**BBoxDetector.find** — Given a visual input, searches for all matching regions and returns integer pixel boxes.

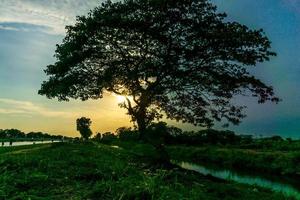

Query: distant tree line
[73,117,299,151]
[91,123,242,146]
[0,129,69,141]
[90,122,299,151]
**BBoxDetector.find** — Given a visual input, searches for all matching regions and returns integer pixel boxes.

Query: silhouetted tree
[167,126,183,137]
[240,135,254,144]
[146,122,171,162]
[116,127,132,135]
[1,129,25,139]
[116,127,139,141]
[101,132,117,144]
[0,129,66,141]
[27,132,44,139]
[39,0,279,162]
[286,138,293,144]
[146,122,169,144]
[76,117,93,140]
[93,133,102,142]
[269,135,284,141]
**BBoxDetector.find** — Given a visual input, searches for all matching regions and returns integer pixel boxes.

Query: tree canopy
[39,0,279,136]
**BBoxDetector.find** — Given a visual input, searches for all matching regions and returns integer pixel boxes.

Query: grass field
[0,142,296,200]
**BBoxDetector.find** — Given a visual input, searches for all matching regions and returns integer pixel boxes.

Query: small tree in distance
[93,133,102,142]
[76,117,93,140]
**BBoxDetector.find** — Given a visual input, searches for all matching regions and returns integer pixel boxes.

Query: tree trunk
[135,114,170,165]
[134,102,172,167]
[137,116,147,140]
[135,104,147,140]
[154,144,171,166]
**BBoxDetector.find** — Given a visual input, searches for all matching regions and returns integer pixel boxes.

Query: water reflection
[179,162,300,199]
[0,140,60,147]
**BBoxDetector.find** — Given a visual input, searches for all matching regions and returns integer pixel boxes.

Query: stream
[178,161,300,199]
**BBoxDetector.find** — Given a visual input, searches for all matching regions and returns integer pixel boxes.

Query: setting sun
[115,95,127,103]
[113,94,134,104]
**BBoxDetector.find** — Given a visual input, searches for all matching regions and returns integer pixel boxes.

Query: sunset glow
[0,0,300,138]
[115,95,127,104]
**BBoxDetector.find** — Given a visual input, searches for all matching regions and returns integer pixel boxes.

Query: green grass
[0,142,296,200]
[167,145,300,176]
[236,140,300,151]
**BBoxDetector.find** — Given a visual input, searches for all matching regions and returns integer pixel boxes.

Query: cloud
[0,108,28,114]
[0,0,102,35]
[0,25,20,32]
[0,22,51,32]
[0,98,74,118]
[0,97,126,120]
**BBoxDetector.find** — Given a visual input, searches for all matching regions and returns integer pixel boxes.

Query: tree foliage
[76,117,93,140]
[116,127,139,141]
[39,0,279,136]
[101,132,117,144]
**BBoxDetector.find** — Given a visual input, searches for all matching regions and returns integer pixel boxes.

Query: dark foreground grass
[0,142,295,200]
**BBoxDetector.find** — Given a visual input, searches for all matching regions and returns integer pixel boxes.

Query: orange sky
[0,94,133,137]
[0,94,196,137]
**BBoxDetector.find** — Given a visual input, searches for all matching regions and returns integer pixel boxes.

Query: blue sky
[0,0,299,138]
[213,0,300,138]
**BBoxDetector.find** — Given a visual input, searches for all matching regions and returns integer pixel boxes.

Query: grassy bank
[0,142,295,200]
[168,145,300,177]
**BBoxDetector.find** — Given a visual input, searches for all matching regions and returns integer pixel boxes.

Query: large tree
[39,0,279,138]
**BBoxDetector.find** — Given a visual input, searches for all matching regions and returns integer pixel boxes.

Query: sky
[0,0,299,138]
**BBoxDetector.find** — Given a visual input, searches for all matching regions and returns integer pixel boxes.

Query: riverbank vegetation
[0,142,295,200]
[93,124,300,178]
[168,145,300,177]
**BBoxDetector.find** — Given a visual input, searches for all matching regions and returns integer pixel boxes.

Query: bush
[101,132,117,144]
[116,127,139,141]
[167,129,241,146]
[145,122,170,145]
[93,133,102,142]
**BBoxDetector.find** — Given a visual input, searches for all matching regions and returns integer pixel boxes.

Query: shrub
[101,132,117,144]
[116,127,139,141]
